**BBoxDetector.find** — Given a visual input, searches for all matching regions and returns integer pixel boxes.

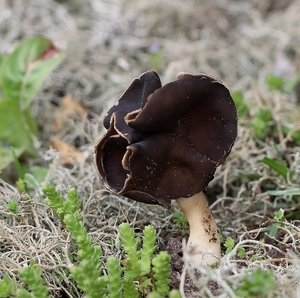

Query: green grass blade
[261,156,293,180]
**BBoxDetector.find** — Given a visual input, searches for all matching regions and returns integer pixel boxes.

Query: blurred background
[1,2,300,296]
[1,0,299,116]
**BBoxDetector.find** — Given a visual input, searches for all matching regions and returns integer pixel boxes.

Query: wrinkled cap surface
[95,70,237,208]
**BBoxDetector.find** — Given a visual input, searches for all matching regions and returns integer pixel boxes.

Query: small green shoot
[0,273,17,297]
[2,186,178,298]
[268,208,286,237]
[6,198,20,213]
[224,237,245,257]
[151,251,172,296]
[235,268,275,298]
[274,208,285,221]
[42,184,180,298]
[16,260,50,298]
[251,108,273,140]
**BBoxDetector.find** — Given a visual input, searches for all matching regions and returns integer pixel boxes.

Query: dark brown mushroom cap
[103,70,162,130]
[95,70,237,208]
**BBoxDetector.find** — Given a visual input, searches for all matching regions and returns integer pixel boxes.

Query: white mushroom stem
[176,192,221,265]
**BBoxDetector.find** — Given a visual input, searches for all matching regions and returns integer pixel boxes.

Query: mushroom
[94,70,237,265]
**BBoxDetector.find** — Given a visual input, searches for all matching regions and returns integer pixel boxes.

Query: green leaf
[274,208,285,221]
[267,188,300,196]
[268,223,278,238]
[237,247,246,258]
[0,36,65,110]
[0,149,23,174]
[0,37,63,170]
[0,146,24,172]
[0,99,34,147]
[11,147,26,180]
[23,106,38,136]
[0,99,37,170]
[26,166,49,184]
[224,237,234,249]
[261,156,293,180]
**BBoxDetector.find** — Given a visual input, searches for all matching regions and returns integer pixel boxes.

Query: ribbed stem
[176,192,221,265]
